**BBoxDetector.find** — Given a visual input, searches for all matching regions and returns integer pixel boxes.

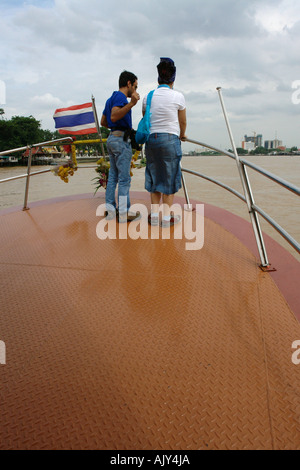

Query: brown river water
[0,155,299,261]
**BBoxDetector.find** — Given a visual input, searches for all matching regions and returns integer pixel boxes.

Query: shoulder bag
[135,90,155,144]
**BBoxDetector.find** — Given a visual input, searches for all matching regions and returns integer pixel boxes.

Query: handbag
[124,128,142,151]
[135,90,155,144]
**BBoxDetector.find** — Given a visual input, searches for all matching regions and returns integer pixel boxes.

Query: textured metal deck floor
[0,193,299,450]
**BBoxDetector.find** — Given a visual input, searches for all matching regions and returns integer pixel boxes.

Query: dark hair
[119,70,138,88]
[157,60,176,84]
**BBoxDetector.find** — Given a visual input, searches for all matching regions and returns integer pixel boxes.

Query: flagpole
[92,95,106,157]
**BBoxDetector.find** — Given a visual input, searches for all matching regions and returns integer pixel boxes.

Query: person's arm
[178,108,187,141]
[111,91,140,123]
[100,114,109,128]
[142,96,147,117]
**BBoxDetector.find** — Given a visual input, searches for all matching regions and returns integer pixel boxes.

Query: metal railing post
[216,87,270,268]
[23,146,32,211]
[180,162,193,211]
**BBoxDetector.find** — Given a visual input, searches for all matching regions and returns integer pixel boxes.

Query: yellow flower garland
[56,164,77,183]
[71,144,77,166]
[52,143,78,183]
[93,150,142,194]
[130,150,140,176]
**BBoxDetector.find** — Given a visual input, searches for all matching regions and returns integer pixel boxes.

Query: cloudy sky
[1,0,300,150]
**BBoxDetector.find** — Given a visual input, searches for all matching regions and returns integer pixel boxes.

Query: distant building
[244,134,263,148]
[0,155,18,166]
[264,139,283,149]
[242,141,255,151]
[264,140,271,149]
[274,139,283,148]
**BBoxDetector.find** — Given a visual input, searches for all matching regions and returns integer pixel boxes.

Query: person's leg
[105,135,119,212]
[115,140,132,215]
[162,193,174,216]
[160,135,182,227]
[114,139,141,223]
[151,191,161,213]
[148,191,161,226]
[161,192,181,227]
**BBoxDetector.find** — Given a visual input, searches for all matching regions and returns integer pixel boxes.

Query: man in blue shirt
[101,70,141,222]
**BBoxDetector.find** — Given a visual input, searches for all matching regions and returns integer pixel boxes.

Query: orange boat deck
[0,192,299,450]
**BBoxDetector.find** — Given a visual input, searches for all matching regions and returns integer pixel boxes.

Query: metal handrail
[239,158,300,196]
[0,165,101,185]
[0,137,73,210]
[252,204,300,254]
[0,169,52,183]
[0,137,73,157]
[183,138,300,256]
[186,139,299,196]
[181,168,246,202]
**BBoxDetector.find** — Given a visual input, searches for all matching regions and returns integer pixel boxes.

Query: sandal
[148,214,159,226]
[160,215,181,227]
[118,211,141,223]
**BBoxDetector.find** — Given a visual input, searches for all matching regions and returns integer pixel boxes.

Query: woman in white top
[143,58,187,227]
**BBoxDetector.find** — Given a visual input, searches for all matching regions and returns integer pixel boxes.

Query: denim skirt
[145,133,182,195]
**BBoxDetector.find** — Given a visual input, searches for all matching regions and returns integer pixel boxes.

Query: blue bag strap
[146,85,169,108]
[146,90,155,108]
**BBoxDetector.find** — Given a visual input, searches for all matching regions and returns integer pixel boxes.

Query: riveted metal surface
[0,195,299,450]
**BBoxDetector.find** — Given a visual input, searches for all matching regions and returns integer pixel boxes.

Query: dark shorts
[145,133,182,195]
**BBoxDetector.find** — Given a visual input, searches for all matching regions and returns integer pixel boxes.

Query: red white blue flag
[53,102,97,135]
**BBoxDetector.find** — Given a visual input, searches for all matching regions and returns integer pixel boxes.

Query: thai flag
[53,102,97,135]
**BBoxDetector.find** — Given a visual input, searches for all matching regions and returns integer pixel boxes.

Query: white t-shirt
[142,86,186,136]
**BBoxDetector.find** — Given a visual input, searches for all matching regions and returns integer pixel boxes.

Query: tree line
[234,146,299,155]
